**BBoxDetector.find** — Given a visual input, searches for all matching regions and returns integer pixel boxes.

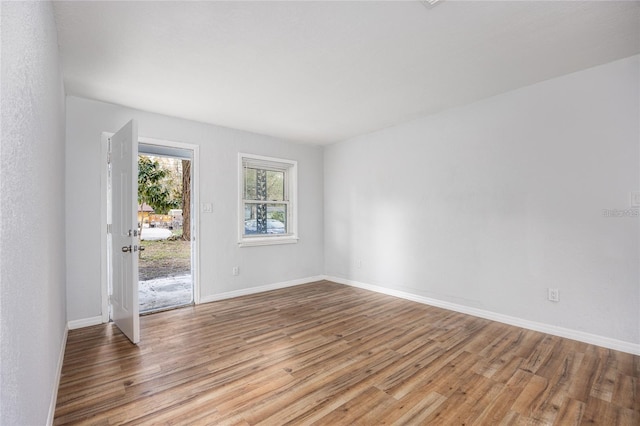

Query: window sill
[238,235,299,248]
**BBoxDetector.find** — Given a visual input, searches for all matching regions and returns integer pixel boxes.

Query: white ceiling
[53,1,640,145]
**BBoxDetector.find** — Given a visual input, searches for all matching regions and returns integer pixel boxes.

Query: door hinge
[107,223,112,234]
[107,138,112,164]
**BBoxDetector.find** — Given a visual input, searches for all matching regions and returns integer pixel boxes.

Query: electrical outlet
[232,266,239,276]
[201,203,213,213]
[548,288,559,302]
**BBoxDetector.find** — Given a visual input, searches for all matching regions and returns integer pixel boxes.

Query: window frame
[238,153,298,247]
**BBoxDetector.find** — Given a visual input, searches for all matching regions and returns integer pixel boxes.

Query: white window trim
[238,153,298,247]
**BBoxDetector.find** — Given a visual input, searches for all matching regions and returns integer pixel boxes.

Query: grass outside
[139,239,191,280]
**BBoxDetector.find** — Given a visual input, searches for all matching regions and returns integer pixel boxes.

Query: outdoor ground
[139,239,191,280]
[139,239,192,312]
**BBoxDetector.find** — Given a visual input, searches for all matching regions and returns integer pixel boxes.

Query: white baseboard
[47,325,68,426]
[65,275,638,355]
[200,275,326,304]
[67,315,103,330]
[326,275,640,356]
[67,276,327,329]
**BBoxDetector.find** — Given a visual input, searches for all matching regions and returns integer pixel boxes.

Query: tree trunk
[181,160,191,241]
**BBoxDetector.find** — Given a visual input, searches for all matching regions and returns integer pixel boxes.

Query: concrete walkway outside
[139,274,192,313]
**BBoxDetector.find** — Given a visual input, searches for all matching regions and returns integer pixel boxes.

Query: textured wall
[65,97,324,322]
[0,1,67,424]
[325,55,640,347]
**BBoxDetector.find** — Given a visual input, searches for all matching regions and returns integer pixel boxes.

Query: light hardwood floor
[55,281,639,425]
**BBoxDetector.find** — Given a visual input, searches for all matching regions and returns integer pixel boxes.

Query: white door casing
[109,120,140,344]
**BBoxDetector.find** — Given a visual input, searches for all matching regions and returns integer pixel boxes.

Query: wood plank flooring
[55,281,640,425]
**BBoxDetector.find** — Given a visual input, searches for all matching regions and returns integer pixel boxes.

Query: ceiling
[53,1,640,145]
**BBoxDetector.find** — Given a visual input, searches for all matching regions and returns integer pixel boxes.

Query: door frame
[100,134,201,323]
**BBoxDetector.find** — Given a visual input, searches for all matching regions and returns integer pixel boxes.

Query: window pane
[266,170,284,201]
[244,167,285,201]
[244,167,257,200]
[243,203,287,235]
[268,204,287,232]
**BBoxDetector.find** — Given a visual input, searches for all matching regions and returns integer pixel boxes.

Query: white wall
[65,96,324,322]
[325,55,640,348]
[0,1,68,424]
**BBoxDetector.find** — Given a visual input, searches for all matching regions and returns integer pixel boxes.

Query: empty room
[1,1,639,425]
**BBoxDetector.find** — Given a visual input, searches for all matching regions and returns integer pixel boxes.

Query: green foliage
[270,210,285,223]
[138,156,180,215]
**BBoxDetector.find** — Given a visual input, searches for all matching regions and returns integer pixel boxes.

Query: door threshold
[140,302,195,316]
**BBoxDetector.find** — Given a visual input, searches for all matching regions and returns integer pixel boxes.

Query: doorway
[138,147,193,313]
[101,134,200,325]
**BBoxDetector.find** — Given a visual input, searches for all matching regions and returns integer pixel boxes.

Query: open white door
[109,120,140,344]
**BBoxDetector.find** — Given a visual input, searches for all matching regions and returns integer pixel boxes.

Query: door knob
[139,246,145,251]
[121,245,132,253]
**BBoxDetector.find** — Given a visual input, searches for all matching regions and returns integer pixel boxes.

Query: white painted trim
[47,325,68,426]
[192,145,201,305]
[138,136,199,155]
[326,276,640,356]
[100,133,110,324]
[238,236,299,248]
[68,316,103,330]
[200,276,325,304]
